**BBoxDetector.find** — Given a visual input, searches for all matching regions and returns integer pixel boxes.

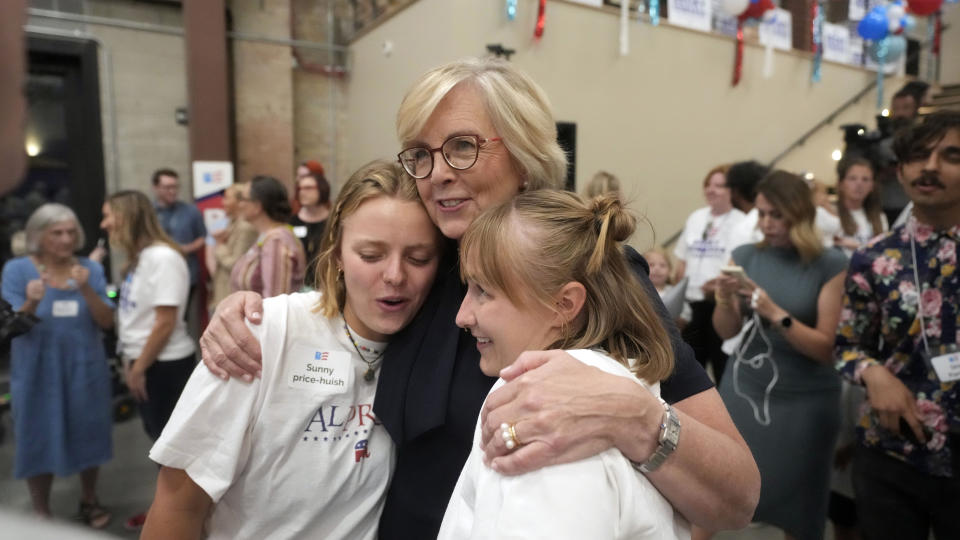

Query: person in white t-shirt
[100,190,198,530]
[673,165,744,384]
[834,157,888,257]
[442,190,689,539]
[141,160,443,540]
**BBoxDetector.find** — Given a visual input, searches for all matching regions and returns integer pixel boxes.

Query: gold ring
[500,422,521,450]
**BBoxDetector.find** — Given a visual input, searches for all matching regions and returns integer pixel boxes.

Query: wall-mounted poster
[849,0,868,21]
[668,0,712,32]
[758,8,792,51]
[823,22,851,63]
[849,36,865,66]
[192,160,233,200]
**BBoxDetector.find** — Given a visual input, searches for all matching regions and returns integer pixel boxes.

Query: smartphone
[721,265,747,281]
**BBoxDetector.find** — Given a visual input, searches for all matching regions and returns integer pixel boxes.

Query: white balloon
[719,0,749,16]
[888,5,905,20]
[888,18,901,32]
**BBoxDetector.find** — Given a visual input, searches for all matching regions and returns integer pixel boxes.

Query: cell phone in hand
[720,265,747,281]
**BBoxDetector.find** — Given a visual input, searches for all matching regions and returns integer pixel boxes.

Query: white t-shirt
[815,207,842,248]
[438,349,690,540]
[117,243,195,361]
[150,292,394,540]
[839,208,889,256]
[673,207,745,302]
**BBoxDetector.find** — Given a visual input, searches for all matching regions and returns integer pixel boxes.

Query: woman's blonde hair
[312,159,443,317]
[396,57,567,192]
[105,190,181,274]
[460,190,674,383]
[643,246,677,286]
[24,203,85,255]
[583,171,621,199]
[756,171,824,262]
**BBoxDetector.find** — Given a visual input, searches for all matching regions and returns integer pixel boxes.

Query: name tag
[292,226,308,239]
[931,352,960,383]
[52,300,79,317]
[285,345,352,394]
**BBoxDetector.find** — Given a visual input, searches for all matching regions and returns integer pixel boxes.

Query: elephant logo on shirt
[354,439,370,462]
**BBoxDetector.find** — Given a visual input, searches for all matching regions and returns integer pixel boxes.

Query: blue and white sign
[192,160,234,200]
[849,0,868,21]
[823,22,851,63]
[849,36,865,66]
[668,0,712,32]
[758,8,792,51]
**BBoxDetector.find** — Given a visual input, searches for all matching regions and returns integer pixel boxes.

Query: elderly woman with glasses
[2,203,115,528]
[200,57,760,538]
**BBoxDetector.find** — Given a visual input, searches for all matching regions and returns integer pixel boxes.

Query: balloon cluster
[856,0,932,63]
[720,0,775,86]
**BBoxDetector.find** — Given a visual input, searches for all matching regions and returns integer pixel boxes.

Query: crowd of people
[1,57,958,540]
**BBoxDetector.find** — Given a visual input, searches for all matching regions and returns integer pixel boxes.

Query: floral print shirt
[835,217,960,477]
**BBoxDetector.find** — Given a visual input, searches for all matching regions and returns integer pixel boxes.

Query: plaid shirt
[835,217,960,477]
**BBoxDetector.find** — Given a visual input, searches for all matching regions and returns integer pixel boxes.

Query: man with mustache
[835,111,960,540]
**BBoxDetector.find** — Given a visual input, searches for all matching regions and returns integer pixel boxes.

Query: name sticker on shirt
[51,300,79,317]
[931,352,960,383]
[292,225,308,239]
[285,345,352,394]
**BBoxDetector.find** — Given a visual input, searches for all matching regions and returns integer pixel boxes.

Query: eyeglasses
[397,135,502,179]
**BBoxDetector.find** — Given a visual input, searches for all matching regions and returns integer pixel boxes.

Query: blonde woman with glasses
[200,57,759,538]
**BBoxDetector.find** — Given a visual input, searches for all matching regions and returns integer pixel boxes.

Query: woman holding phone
[712,171,847,540]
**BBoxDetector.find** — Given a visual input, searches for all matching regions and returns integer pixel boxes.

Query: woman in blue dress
[2,203,116,528]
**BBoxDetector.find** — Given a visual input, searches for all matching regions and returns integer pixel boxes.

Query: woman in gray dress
[712,171,847,540]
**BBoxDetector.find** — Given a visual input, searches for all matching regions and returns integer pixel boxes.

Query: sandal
[77,499,112,529]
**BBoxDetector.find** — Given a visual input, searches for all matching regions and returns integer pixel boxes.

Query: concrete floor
[0,415,155,539]
[0,410,831,540]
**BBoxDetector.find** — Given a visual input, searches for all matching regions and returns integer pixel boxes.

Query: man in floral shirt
[835,111,960,539]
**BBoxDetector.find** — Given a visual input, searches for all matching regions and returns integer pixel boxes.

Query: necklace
[343,322,384,383]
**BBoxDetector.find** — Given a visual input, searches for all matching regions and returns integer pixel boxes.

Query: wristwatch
[634,398,681,474]
[778,315,793,330]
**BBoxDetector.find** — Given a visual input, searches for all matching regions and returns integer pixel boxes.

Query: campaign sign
[192,160,234,200]
[849,0,867,21]
[668,0,712,32]
[823,22,851,63]
[849,36,865,66]
[758,8,792,51]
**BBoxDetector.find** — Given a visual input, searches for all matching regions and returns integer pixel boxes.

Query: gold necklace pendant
[364,368,376,382]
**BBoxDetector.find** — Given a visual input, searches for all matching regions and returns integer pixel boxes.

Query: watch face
[781,316,792,328]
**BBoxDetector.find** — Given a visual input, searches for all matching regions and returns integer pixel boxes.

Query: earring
[521,180,529,191]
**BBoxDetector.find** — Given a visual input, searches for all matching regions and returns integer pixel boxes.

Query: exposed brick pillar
[183,0,232,176]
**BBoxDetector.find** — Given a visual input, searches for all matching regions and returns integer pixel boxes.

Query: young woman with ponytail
[441,190,688,539]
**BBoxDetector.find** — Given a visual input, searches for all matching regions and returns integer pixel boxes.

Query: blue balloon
[902,15,916,32]
[869,35,907,64]
[858,6,889,41]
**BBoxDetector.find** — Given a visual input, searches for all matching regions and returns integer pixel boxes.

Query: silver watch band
[635,400,681,474]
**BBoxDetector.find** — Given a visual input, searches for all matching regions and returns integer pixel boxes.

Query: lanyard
[908,218,933,356]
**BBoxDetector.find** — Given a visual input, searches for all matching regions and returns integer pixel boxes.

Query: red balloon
[738,0,775,22]
[907,0,943,16]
